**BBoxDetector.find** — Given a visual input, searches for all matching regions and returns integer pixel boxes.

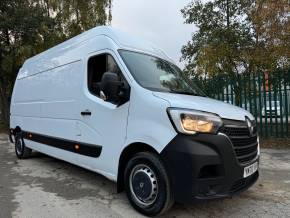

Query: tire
[14,131,32,159]
[124,152,174,216]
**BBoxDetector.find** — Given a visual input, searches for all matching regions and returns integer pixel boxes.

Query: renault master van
[10,26,259,216]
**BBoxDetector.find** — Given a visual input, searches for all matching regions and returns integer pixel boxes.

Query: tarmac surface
[0,133,290,218]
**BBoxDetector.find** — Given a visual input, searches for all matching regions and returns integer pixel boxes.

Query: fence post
[238,74,242,107]
[226,76,229,103]
[243,74,247,110]
[269,73,274,136]
[221,76,225,102]
[273,74,278,138]
[248,73,253,114]
[257,72,263,136]
[283,71,289,137]
[253,73,258,125]
[278,73,284,137]
[262,73,268,137]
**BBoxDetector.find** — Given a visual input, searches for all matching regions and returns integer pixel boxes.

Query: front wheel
[15,132,32,159]
[124,152,174,216]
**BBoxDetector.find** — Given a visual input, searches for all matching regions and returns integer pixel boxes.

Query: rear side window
[87,53,122,98]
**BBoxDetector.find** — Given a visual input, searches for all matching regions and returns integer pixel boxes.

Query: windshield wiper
[169,91,199,96]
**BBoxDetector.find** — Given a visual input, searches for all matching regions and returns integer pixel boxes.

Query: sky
[111,0,197,68]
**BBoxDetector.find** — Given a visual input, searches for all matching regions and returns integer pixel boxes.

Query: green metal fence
[192,70,290,138]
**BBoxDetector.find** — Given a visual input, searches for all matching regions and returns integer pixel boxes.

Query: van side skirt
[10,129,102,158]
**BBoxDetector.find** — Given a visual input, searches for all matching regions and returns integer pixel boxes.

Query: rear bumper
[160,133,259,204]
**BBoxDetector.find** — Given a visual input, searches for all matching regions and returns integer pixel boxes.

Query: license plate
[243,162,258,178]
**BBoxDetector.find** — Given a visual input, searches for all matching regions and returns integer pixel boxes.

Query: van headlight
[167,108,223,134]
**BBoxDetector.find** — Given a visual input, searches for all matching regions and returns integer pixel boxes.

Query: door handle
[81,110,92,116]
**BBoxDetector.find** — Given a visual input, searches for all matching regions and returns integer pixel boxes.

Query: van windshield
[119,50,205,96]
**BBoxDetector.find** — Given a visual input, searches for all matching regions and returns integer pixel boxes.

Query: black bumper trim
[10,129,102,158]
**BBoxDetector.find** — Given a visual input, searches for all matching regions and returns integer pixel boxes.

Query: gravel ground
[0,133,290,218]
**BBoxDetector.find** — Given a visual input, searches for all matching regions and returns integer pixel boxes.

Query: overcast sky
[111,0,197,68]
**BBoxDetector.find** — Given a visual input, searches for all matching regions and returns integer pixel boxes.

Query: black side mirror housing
[100,72,122,103]
[118,84,130,104]
[100,71,130,105]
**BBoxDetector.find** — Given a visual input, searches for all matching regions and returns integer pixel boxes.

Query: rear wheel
[15,131,31,159]
[124,152,174,216]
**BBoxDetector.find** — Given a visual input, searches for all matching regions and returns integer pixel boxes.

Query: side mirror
[100,72,122,103]
[118,84,130,104]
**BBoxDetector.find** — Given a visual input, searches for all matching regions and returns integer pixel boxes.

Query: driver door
[77,51,130,174]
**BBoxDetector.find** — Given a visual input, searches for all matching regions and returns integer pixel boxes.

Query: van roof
[19,26,173,78]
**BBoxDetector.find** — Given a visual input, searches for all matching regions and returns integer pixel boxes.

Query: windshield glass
[119,50,205,96]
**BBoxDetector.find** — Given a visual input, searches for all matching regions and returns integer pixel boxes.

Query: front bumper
[160,133,259,204]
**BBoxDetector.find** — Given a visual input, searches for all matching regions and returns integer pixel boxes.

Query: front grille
[222,119,258,164]
[222,126,251,137]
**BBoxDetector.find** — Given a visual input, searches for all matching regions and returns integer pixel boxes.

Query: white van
[10,26,259,216]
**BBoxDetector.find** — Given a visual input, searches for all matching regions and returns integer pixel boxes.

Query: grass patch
[260,137,290,149]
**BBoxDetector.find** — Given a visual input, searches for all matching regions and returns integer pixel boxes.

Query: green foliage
[181,0,290,78]
[45,0,112,36]
[0,0,112,125]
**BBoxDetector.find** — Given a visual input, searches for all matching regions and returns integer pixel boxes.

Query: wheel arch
[117,142,158,193]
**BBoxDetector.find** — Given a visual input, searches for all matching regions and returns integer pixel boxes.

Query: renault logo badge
[245,117,254,136]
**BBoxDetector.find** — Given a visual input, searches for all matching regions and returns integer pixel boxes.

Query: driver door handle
[81,110,91,116]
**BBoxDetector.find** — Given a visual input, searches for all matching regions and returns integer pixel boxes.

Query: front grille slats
[222,119,258,164]
[222,127,249,136]
[230,136,258,146]
[238,153,258,164]
[236,150,258,159]
[230,135,252,139]
[234,142,258,150]
[235,147,257,157]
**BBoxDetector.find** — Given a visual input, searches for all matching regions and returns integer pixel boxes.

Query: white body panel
[10,26,255,182]
[153,92,255,121]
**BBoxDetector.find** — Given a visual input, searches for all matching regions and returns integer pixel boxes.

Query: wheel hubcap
[129,164,158,207]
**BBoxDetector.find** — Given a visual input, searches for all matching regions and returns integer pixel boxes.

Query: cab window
[87,53,122,102]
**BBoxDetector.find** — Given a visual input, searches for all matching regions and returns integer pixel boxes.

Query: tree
[181,0,290,77]
[181,0,253,78]
[247,0,290,71]
[0,0,112,125]
[0,0,53,124]
[42,0,112,37]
